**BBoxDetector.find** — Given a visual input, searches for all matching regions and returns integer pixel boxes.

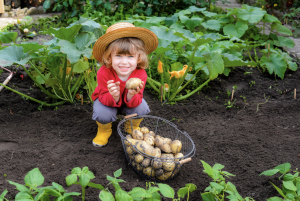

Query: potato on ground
[170,140,182,154]
[126,78,142,90]
[143,167,155,177]
[141,158,151,167]
[140,127,149,134]
[156,171,172,181]
[144,134,155,146]
[135,154,144,163]
[155,137,172,153]
[132,129,143,140]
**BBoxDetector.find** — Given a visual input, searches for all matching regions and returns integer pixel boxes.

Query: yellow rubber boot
[124,118,143,134]
[93,122,112,147]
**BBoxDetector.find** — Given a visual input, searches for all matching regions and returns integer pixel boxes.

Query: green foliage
[260,163,300,201]
[7,168,81,200]
[200,160,255,201]
[0,190,8,201]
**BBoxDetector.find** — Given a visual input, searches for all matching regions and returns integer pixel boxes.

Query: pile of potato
[124,126,184,181]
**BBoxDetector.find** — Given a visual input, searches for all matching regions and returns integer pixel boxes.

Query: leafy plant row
[1,162,299,201]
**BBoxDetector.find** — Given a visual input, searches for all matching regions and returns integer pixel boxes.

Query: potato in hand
[126,78,142,90]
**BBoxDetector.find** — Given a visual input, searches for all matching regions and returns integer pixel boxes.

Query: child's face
[111,52,138,79]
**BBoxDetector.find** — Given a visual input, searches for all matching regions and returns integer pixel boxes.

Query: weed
[240,95,247,103]
[224,99,236,109]
[227,89,231,97]
[249,81,256,87]
[232,85,238,90]
[256,94,270,113]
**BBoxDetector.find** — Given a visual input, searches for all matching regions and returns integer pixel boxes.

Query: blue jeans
[92,98,150,124]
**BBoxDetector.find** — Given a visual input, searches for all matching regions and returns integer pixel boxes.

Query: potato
[136,141,155,156]
[141,158,151,167]
[155,137,172,153]
[135,154,144,163]
[144,134,155,146]
[155,169,164,176]
[140,127,149,134]
[127,138,141,146]
[170,140,182,154]
[143,167,155,177]
[164,138,172,145]
[148,131,156,138]
[124,135,133,147]
[126,146,134,155]
[132,129,143,140]
[161,154,175,172]
[131,161,136,167]
[129,154,135,160]
[151,147,161,158]
[126,78,142,90]
[156,171,172,181]
[151,159,163,169]
[136,163,143,171]
[174,153,184,162]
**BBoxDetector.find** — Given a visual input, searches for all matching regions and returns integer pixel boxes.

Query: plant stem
[147,78,160,94]
[173,79,210,101]
[0,83,66,106]
[246,43,255,63]
[28,60,48,82]
[82,187,85,201]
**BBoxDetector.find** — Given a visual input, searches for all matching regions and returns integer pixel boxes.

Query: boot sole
[92,141,108,147]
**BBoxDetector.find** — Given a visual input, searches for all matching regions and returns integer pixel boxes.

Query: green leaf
[283,181,297,191]
[204,52,224,80]
[164,15,178,26]
[263,14,280,23]
[201,11,217,18]
[43,0,51,11]
[212,164,224,171]
[24,168,44,188]
[87,171,95,180]
[69,0,73,5]
[52,182,65,193]
[260,54,287,79]
[177,187,188,198]
[0,189,8,200]
[287,61,297,71]
[270,182,285,197]
[71,167,81,174]
[267,197,284,201]
[146,16,165,25]
[149,26,183,43]
[0,46,32,66]
[271,23,292,36]
[75,32,97,51]
[274,163,291,174]
[79,174,90,188]
[202,20,221,31]
[15,43,44,53]
[179,15,203,31]
[145,7,152,16]
[223,21,248,38]
[259,169,280,176]
[157,183,174,198]
[210,182,224,192]
[58,40,92,64]
[0,32,18,43]
[115,189,133,201]
[34,189,47,201]
[283,173,295,181]
[48,24,82,41]
[87,182,104,190]
[188,6,206,13]
[201,160,214,178]
[66,174,77,186]
[15,192,34,201]
[201,192,215,201]
[222,53,256,67]
[114,168,122,178]
[273,36,294,48]
[99,190,115,201]
[82,167,89,174]
[237,4,266,23]
[7,181,29,192]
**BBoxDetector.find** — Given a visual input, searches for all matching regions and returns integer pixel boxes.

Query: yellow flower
[66,67,72,75]
[17,19,21,24]
[168,65,190,79]
[262,6,264,8]
[274,4,277,7]
[164,83,169,92]
[84,56,88,61]
[157,60,163,74]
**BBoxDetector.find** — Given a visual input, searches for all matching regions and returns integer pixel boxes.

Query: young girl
[91,22,158,147]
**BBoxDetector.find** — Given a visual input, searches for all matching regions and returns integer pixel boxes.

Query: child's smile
[111,52,138,80]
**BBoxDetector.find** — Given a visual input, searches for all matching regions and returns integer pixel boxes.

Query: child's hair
[102,37,148,69]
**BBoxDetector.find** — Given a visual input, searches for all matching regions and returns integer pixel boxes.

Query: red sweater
[91,66,147,108]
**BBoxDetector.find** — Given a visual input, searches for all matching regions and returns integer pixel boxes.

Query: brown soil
[0,36,300,201]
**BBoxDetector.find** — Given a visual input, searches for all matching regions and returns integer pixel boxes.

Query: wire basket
[117,113,196,182]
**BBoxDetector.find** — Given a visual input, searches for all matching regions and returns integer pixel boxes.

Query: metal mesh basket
[117,114,196,182]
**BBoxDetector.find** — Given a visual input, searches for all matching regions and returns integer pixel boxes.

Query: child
[91,22,158,147]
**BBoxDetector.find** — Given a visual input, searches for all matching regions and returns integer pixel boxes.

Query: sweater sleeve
[124,69,147,108]
[96,67,122,107]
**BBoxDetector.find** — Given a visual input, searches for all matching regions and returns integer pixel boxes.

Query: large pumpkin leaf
[0,46,33,66]
[179,15,203,31]
[75,32,97,51]
[48,24,82,41]
[149,26,183,42]
[202,20,221,31]
[0,32,18,44]
[222,53,256,67]
[201,11,217,18]
[173,28,196,43]
[204,52,224,80]
[260,54,287,79]
[236,4,266,23]
[58,40,92,64]
[73,59,89,73]
[164,15,178,26]
[273,36,294,48]
[15,42,44,53]
[187,6,206,13]
[271,23,292,36]
[223,21,248,38]
[263,14,280,23]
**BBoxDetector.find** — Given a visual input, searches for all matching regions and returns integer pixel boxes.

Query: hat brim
[93,27,158,62]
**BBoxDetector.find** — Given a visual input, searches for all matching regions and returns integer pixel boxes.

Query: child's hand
[107,80,120,103]
[127,81,144,101]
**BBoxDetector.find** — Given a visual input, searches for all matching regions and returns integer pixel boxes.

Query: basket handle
[179,158,192,165]
[125,113,138,119]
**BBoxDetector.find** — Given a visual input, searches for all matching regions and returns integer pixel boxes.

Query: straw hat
[93,22,158,62]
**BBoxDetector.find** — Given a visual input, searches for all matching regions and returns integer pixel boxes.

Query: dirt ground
[0,35,300,200]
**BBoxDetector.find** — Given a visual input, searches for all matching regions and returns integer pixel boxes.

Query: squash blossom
[168,65,191,79]
[84,56,88,61]
[164,83,169,92]
[274,4,277,6]
[157,60,163,74]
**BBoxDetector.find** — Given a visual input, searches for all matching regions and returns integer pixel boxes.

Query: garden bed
[0,34,300,200]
